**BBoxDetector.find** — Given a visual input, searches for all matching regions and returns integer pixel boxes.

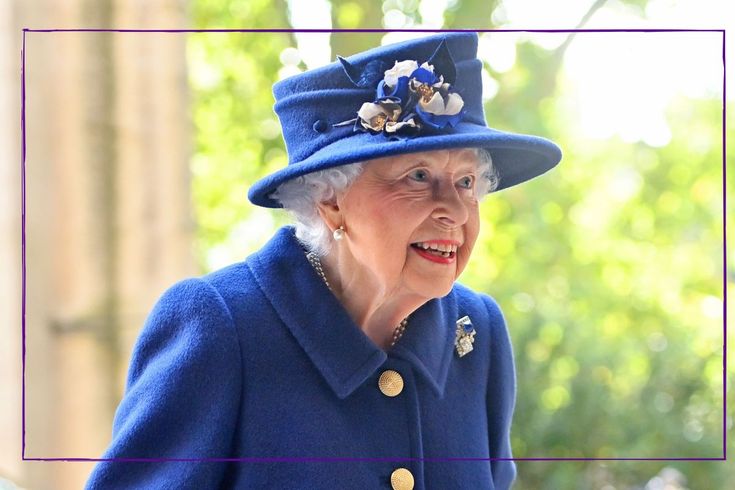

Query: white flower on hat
[383,60,419,87]
[419,91,464,116]
[385,117,418,133]
[357,101,403,132]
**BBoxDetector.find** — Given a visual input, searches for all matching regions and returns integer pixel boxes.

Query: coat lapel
[247,226,386,399]
[391,292,457,397]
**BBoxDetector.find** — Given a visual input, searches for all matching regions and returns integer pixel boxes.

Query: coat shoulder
[202,259,259,295]
[201,259,264,310]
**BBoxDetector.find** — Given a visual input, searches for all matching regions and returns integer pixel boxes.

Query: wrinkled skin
[317,148,481,349]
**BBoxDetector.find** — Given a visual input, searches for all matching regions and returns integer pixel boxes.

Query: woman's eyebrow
[390,160,426,174]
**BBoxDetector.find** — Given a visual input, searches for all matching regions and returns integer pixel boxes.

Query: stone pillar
[7,1,193,489]
[0,0,23,487]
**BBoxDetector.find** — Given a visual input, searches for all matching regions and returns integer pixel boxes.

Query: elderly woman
[86,32,560,490]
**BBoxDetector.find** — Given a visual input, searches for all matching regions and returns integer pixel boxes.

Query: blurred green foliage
[190,0,732,488]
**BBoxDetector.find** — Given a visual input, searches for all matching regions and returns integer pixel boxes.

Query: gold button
[378,370,404,397]
[390,467,414,490]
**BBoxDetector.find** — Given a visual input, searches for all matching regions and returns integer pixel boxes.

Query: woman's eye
[409,169,429,182]
[458,176,474,189]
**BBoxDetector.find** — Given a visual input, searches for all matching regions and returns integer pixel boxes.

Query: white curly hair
[269,147,500,257]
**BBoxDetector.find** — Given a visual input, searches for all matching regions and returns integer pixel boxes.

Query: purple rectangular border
[20,27,727,463]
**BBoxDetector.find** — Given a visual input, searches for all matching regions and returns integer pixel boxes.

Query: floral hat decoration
[248,32,562,208]
[338,44,466,136]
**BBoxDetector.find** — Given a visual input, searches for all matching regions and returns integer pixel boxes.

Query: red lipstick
[410,245,456,264]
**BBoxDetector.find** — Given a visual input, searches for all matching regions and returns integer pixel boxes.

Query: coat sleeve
[85,278,242,490]
[482,294,518,489]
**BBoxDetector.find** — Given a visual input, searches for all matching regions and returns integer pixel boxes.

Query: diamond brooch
[455,315,476,357]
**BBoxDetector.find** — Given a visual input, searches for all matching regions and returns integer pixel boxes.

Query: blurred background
[2,0,733,489]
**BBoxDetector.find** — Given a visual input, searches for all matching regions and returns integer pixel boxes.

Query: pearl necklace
[305,251,408,348]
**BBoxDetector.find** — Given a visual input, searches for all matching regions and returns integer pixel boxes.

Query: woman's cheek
[457,223,479,274]
[455,246,470,277]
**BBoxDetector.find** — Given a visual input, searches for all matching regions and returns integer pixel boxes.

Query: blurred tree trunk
[331,0,385,60]
[13,1,194,489]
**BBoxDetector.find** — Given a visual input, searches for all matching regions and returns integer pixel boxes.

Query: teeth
[414,242,458,253]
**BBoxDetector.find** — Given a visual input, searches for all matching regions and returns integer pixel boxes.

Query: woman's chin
[407,275,455,299]
[408,249,458,285]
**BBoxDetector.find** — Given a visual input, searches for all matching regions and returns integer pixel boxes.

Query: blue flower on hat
[376,60,414,100]
[337,41,466,137]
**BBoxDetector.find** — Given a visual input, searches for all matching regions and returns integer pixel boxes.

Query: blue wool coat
[85,226,517,489]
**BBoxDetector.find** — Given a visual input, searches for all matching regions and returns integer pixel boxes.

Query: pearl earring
[333,225,345,241]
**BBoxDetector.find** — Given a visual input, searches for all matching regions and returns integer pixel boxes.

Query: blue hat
[248,31,562,208]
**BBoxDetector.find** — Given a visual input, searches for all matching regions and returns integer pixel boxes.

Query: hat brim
[248,122,562,208]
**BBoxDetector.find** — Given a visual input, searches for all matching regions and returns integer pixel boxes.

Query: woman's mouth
[410,242,457,264]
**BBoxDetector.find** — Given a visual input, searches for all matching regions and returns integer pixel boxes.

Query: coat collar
[247,226,457,399]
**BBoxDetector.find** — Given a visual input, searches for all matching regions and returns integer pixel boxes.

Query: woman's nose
[430,178,469,226]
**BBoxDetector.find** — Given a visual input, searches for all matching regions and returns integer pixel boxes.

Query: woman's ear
[316,198,342,232]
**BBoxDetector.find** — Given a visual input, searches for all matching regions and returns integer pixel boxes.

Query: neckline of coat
[246,225,457,399]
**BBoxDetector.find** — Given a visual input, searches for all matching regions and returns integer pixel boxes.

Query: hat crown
[272,32,486,165]
[273,32,479,99]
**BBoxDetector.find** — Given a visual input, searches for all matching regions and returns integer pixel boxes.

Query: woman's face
[332,148,482,300]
